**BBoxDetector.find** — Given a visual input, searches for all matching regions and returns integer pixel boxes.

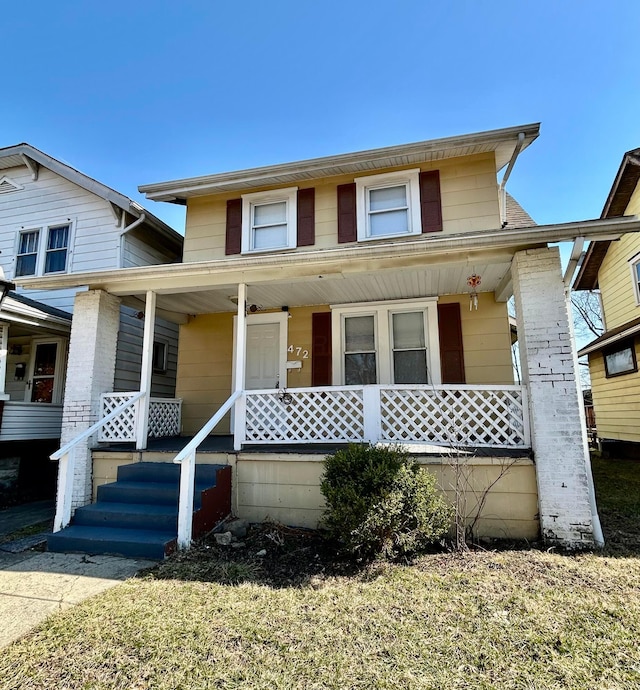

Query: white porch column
[60,289,121,509]
[0,323,9,400]
[136,290,156,450]
[233,283,247,451]
[512,247,596,547]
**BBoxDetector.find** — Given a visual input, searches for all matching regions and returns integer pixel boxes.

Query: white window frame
[13,220,74,278]
[355,169,421,242]
[25,336,68,404]
[330,298,441,385]
[629,252,640,305]
[241,187,297,254]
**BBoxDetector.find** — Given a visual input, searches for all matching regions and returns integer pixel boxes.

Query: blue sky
[3,0,640,243]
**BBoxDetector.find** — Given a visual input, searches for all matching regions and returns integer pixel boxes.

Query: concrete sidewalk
[0,550,155,648]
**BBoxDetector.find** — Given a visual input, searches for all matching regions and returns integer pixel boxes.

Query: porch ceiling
[122,259,514,316]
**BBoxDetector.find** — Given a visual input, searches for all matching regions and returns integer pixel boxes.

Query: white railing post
[234,394,246,451]
[177,450,196,549]
[520,385,531,447]
[53,447,76,532]
[362,386,381,444]
[172,389,241,550]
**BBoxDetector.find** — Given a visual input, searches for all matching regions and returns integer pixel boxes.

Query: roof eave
[139,123,541,203]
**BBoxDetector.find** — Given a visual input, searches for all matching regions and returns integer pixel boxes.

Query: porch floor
[96,436,532,458]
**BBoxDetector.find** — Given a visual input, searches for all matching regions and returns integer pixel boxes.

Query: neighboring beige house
[574,147,640,457]
[19,123,640,554]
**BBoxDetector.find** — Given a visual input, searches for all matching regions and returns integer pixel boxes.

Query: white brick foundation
[60,290,121,510]
[512,247,596,547]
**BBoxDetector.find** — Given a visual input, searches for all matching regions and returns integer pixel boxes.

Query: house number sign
[287,345,309,359]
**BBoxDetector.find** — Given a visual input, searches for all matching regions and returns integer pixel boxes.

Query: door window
[31,343,58,403]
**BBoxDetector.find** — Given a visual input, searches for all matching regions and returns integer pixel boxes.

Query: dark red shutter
[312,312,332,386]
[337,182,357,243]
[437,302,465,383]
[225,198,242,255]
[297,188,315,247]
[419,170,443,233]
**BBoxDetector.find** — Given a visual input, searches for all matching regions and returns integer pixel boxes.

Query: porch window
[242,187,297,253]
[332,298,441,386]
[344,315,377,385]
[355,169,421,241]
[391,311,428,384]
[16,230,40,277]
[44,224,70,274]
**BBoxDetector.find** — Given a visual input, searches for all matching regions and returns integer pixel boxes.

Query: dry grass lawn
[0,455,638,690]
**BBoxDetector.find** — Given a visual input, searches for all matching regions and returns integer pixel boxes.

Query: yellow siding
[235,454,538,539]
[439,293,514,384]
[183,153,500,262]
[598,180,640,329]
[589,337,640,443]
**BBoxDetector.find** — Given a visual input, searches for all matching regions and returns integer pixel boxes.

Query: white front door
[246,322,281,390]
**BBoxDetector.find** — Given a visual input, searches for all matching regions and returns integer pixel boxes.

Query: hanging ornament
[467,273,482,311]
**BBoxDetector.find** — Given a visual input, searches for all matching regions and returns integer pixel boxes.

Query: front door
[246,322,281,390]
[26,338,67,403]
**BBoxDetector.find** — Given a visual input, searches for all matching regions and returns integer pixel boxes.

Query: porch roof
[139,123,540,202]
[14,216,640,321]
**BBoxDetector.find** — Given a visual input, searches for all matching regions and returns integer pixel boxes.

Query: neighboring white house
[0,144,183,500]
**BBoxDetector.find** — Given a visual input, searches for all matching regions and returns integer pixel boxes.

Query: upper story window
[15,223,71,277]
[16,230,40,277]
[241,188,297,254]
[631,254,640,304]
[355,169,421,242]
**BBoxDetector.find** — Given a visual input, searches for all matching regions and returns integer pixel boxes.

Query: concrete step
[47,525,177,560]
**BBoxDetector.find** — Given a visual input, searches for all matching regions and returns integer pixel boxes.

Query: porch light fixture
[467,273,481,311]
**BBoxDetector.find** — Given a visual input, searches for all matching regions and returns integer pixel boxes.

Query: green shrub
[320,444,453,560]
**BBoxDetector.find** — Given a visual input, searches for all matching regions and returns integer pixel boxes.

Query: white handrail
[51,391,145,461]
[174,390,242,549]
[52,391,145,532]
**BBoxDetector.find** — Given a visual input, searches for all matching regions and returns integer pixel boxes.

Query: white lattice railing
[242,384,530,448]
[98,393,182,442]
[149,398,183,438]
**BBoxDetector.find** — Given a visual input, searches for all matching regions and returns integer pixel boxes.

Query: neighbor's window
[44,224,70,273]
[152,340,168,374]
[241,188,297,253]
[604,340,637,378]
[355,169,421,241]
[344,314,377,385]
[632,257,640,304]
[16,230,40,277]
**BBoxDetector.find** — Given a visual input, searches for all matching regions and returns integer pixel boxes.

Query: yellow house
[18,124,640,558]
[574,148,640,456]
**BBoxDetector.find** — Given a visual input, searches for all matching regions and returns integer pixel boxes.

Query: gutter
[15,216,640,293]
[499,132,526,227]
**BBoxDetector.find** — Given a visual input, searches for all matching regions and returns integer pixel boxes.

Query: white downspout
[499,132,526,227]
[563,238,605,547]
